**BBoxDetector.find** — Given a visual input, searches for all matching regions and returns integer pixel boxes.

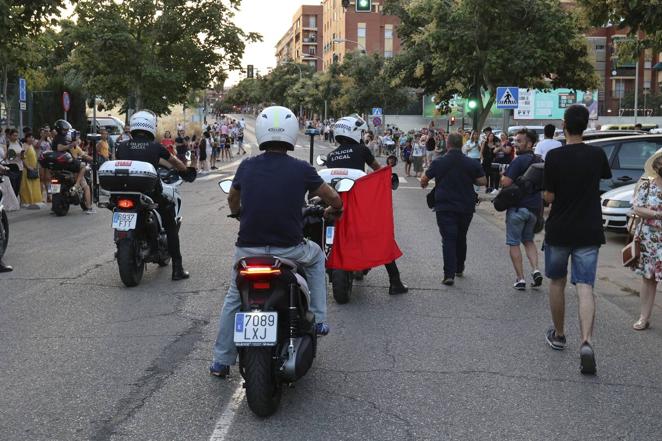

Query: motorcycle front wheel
[51,193,70,216]
[117,239,145,287]
[331,270,353,304]
[242,347,282,417]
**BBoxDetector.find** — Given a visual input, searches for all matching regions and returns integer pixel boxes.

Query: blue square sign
[496,87,518,109]
[18,77,27,103]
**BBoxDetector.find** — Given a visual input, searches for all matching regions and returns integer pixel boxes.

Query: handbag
[27,167,39,180]
[622,180,651,268]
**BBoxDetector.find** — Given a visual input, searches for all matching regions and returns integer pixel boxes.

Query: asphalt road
[2,118,661,441]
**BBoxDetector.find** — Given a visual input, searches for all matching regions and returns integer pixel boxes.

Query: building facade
[321,0,401,70]
[275,5,323,71]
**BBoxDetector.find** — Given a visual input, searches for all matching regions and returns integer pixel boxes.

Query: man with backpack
[500,129,544,291]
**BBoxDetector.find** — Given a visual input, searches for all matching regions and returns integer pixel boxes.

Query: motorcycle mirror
[316,155,327,166]
[335,178,354,193]
[219,179,233,193]
[391,173,400,190]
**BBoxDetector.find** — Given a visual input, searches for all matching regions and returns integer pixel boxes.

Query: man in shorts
[543,104,612,375]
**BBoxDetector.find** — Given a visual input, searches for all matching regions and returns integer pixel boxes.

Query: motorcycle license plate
[325,226,335,245]
[234,312,278,347]
[112,212,137,231]
[49,184,61,194]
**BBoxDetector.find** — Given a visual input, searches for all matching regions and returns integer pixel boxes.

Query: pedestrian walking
[629,151,662,330]
[411,134,425,178]
[535,124,562,160]
[481,132,499,193]
[402,140,413,176]
[420,132,486,286]
[0,143,20,211]
[500,129,543,290]
[542,104,612,375]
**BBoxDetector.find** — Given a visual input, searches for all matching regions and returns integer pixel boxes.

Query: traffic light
[247,65,254,79]
[356,0,371,12]
[467,98,478,111]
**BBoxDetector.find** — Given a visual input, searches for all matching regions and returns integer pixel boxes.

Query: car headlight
[605,199,632,208]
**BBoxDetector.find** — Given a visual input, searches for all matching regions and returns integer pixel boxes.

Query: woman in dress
[630,151,662,330]
[19,133,43,208]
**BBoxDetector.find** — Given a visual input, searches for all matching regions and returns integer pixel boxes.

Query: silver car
[600,183,636,231]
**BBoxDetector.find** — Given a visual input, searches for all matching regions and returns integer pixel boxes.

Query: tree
[385,0,598,129]
[65,0,260,115]
[578,0,662,55]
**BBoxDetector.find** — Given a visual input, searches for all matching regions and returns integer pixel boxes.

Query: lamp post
[282,60,303,120]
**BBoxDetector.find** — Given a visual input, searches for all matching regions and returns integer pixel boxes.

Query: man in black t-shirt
[210,106,343,379]
[542,104,612,375]
[115,110,194,281]
[326,115,408,295]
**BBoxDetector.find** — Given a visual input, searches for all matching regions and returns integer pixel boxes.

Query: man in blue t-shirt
[501,129,543,291]
[210,106,343,379]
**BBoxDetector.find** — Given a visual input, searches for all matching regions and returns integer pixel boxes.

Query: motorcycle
[315,155,400,304]
[99,160,193,287]
[217,177,354,417]
[39,152,92,216]
[0,171,9,264]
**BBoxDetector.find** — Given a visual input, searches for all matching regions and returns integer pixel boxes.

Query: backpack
[492,154,543,212]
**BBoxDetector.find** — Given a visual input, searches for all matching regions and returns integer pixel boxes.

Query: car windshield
[617,141,662,169]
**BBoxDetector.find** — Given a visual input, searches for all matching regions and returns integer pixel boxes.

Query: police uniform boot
[389,276,408,295]
[0,259,13,273]
[172,260,190,281]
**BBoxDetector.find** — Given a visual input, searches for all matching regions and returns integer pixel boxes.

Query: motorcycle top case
[99,160,158,193]
[317,168,366,185]
[39,151,75,170]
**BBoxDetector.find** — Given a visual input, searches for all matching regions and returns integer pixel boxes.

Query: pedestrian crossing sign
[496,87,519,109]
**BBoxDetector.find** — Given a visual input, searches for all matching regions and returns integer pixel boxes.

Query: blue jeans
[436,211,474,278]
[212,240,327,366]
[544,244,600,286]
[506,207,536,246]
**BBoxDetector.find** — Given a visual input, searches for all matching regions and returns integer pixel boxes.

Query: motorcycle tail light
[51,179,59,183]
[239,266,281,278]
[252,282,270,290]
[117,198,135,209]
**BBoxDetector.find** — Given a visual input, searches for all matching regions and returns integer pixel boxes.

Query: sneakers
[209,361,230,378]
[580,342,597,375]
[531,270,543,287]
[315,322,330,336]
[85,208,96,215]
[545,326,567,350]
[513,279,526,290]
[442,277,454,286]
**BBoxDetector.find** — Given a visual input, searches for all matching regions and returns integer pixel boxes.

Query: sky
[227,0,321,86]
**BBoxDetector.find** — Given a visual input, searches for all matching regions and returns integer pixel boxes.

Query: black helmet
[54,119,72,134]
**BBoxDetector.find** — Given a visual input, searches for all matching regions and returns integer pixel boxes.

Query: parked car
[508,125,545,140]
[87,116,125,148]
[584,134,662,193]
[600,183,635,231]
[601,123,659,132]
[555,129,644,145]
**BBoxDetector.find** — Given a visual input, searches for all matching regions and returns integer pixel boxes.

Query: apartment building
[275,5,323,71]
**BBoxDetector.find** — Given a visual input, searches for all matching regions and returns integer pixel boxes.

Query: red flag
[327,166,402,270]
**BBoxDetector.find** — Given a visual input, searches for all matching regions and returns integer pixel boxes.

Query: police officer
[114,110,195,281]
[326,115,408,295]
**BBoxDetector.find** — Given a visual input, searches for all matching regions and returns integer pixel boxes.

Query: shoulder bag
[622,180,651,268]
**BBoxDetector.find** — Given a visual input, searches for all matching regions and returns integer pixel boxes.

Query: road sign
[19,102,27,111]
[18,77,26,102]
[371,107,382,116]
[496,87,519,109]
[62,92,71,112]
[372,116,382,127]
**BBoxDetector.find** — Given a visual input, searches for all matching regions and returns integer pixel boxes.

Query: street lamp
[332,38,366,54]
[281,60,303,120]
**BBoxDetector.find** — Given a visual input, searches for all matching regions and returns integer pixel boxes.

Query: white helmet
[130,110,158,140]
[334,114,367,144]
[255,106,299,150]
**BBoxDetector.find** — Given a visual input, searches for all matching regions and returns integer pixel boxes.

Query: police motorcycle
[315,155,400,304]
[98,160,190,287]
[218,177,354,417]
[0,167,10,266]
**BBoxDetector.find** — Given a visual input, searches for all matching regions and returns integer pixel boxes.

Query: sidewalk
[474,194,662,310]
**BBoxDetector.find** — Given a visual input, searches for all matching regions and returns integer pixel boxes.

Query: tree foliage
[65,0,260,115]
[384,0,598,129]
[578,0,662,54]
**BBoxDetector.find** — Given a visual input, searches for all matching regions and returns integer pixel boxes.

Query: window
[309,15,316,28]
[614,81,625,99]
[357,23,366,50]
[617,141,662,169]
[599,143,617,162]
[384,24,394,58]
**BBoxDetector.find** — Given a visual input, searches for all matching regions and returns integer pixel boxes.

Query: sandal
[633,319,650,331]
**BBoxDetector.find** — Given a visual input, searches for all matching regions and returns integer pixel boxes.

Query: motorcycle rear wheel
[331,270,353,304]
[117,239,145,287]
[51,193,70,216]
[0,210,8,258]
[242,347,282,417]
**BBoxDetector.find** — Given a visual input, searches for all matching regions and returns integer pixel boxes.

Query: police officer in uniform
[326,115,408,295]
[114,110,195,281]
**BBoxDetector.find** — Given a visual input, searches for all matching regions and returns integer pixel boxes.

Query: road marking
[399,176,407,183]
[208,383,244,441]
[196,156,247,181]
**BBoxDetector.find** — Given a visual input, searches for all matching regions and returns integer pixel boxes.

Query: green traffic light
[468,100,478,110]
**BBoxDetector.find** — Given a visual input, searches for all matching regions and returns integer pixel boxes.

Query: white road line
[208,383,244,441]
[399,176,407,183]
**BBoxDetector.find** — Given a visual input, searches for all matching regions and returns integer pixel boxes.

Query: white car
[601,183,636,231]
